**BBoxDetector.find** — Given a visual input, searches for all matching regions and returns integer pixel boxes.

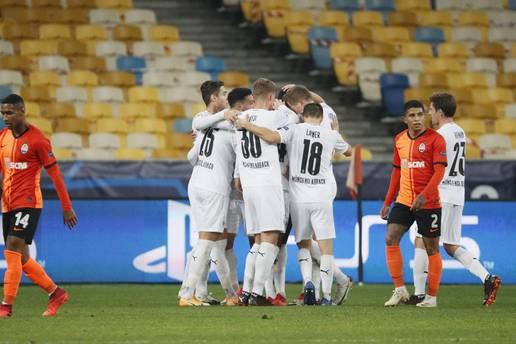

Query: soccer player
[380,100,447,308]
[178,81,239,307]
[409,93,501,306]
[236,103,352,305]
[0,94,78,317]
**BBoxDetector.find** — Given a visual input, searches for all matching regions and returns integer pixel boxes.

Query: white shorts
[441,202,463,245]
[290,201,336,243]
[225,199,246,235]
[243,185,285,235]
[283,189,290,228]
[188,185,229,233]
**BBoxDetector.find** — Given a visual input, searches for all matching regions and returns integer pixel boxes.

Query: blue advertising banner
[1,200,514,284]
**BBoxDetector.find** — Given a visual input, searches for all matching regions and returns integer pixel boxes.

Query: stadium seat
[160,87,201,103]
[99,71,135,87]
[0,41,13,56]
[387,11,418,27]
[365,0,395,12]
[28,118,52,136]
[455,118,486,136]
[116,56,146,84]
[152,149,185,160]
[67,70,98,87]
[2,23,38,41]
[331,42,362,85]
[391,57,422,87]
[0,0,27,6]
[451,27,483,45]
[123,9,157,25]
[289,0,326,10]
[473,88,514,106]
[438,43,469,59]
[415,27,445,50]
[76,148,114,160]
[363,42,397,58]
[352,11,384,27]
[166,133,191,149]
[488,28,513,45]
[504,58,516,73]
[52,148,73,160]
[75,24,108,41]
[418,11,453,28]
[131,118,167,134]
[474,43,506,59]
[286,24,311,54]
[488,11,516,28]
[505,103,516,118]
[96,118,128,133]
[356,57,387,101]
[460,103,498,120]
[403,87,439,102]
[113,25,142,42]
[114,148,146,160]
[20,40,58,56]
[154,56,193,72]
[25,102,41,117]
[39,24,71,40]
[128,87,160,103]
[132,42,165,58]
[2,8,53,24]
[157,103,186,119]
[308,26,338,70]
[89,132,121,150]
[452,88,474,105]
[497,73,516,89]
[51,132,83,150]
[380,73,410,116]
[174,118,194,133]
[447,72,488,89]
[458,11,490,27]
[148,25,180,43]
[92,86,124,104]
[494,118,516,135]
[339,27,373,45]
[0,56,31,72]
[478,133,512,155]
[89,9,120,26]
[56,86,88,103]
[70,57,106,73]
[219,72,250,88]
[319,10,349,26]
[470,0,504,10]
[467,58,498,74]
[127,132,160,150]
[21,86,52,103]
[44,102,76,118]
[400,42,433,58]
[419,73,447,88]
[0,86,12,101]
[395,0,431,11]
[285,10,314,26]
[196,56,226,80]
[170,41,203,57]
[434,0,468,10]
[0,70,24,91]
[61,8,90,24]
[262,8,288,38]
[330,0,360,13]
[54,117,89,134]
[120,102,157,118]
[370,26,411,43]
[142,72,177,88]
[424,58,464,73]
[32,0,62,7]
[95,41,127,57]
[83,103,114,120]
[29,71,61,88]
[58,40,88,57]
[38,56,69,74]
[95,0,133,9]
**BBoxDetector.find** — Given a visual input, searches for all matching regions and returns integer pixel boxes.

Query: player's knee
[385,233,399,246]
[443,244,457,257]
[5,236,25,253]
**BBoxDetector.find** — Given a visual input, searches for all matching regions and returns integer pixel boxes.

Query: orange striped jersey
[392,128,447,209]
[0,125,57,212]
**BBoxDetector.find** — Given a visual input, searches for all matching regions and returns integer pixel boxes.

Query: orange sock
[3,250,22,304]
[386,246,404,288]
[22,258,57,294]
[428,252,442,297]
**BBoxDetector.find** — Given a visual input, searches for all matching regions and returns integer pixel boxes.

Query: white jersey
[320,102,337,129]
[438,122,466,206]
[279,122,350,203]
[235,107,297,188]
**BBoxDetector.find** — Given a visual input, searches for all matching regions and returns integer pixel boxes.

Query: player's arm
[334,132,352,157]
[192,109,238,131]
[381,142,401,219]
[282,84,324,103]
[235,118,281,144]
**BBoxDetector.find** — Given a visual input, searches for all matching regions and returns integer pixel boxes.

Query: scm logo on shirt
[401,159,425,169]
[8,161,28,170]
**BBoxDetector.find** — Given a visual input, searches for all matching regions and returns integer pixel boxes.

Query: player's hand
[63,209,78,230]
[190,130,196,142]
[224,109,239,124]
[380,205,390,220]
[235,117,249,130]
[234,178,242,194]
[411,194,426,212]
[281,84,296,92]
[331,117,340,131]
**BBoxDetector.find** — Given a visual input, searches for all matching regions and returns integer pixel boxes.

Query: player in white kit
[410,93,501,306]
[237,103,352,306]
[179,81,239,307]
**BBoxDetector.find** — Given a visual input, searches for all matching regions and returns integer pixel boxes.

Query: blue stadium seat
[0,85,12,101]
[365,0,394,11]
[380,73,409,116]
[330,0,359,20]
[195,56,226,80]
[510,0,516,10]
[308,26,338,70]
[174,118,193,133]
[116,56,146,85]
[415,27,445,52]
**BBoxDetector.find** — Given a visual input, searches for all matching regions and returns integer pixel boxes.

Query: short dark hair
[302,103,323,119]
[228,87,252,108]
[200,80,224,106]
[404,100,425,114]
[1,94,24,106]
[429,92,456,117]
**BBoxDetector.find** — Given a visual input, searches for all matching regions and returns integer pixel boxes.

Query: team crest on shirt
[418,143,425,153]
[20,143,29,154]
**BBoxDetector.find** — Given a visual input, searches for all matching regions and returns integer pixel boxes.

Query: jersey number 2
[300,139,322,175]
[14,212,30,229]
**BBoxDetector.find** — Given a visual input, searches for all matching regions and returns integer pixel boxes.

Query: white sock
[243,244,259,293]
[225,248,239,291]
[211,239,235,297]
[320,255,334,300]
[194,258,210,300]
[454,247,489,282]
[251,243,278,296]
[310,240,321,265]
[297,248,313,286]
[333,261,350,286]
[179,239,215,300]
[273,245,287,297]
[180,251,192,291]
[265,275,275,299]
[413,248,429,296]
[312,261,321,301]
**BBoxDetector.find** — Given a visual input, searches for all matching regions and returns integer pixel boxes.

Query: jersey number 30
[241,130,262,158]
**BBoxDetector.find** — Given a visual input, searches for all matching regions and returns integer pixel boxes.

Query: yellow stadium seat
[44,103,76,118]
[262,9,287,38]
[513,43,516,58]
[1,8,52,24]
[497,73,516,89]
[67,70,98,87]
[120,103,157,118]
[465,145,481,159]
[260,0,289,10]
[404,88,439,102]
[447,73,487,89]
[331,42,361,86]
[319,10,349,26]
[96,118,129,133]
[58,40,89,56]
[424,58,464,73]
[352,11,383,27]
[419,73,448,88]
[69,57,106,73]
[460,104,499,119]
[25,102,41,117]
[166,133,192,149]
[0,0,27,6]
[456,118,487,136]
[113,25,142,41]
[39,24,71,40]
[395,0,431,11]
[285,10,314,26]
[494,119,516,134]
[418,11,453,27]
[75,24,108,41]
[128,87,160,103]
[331,42,362,59]
[32,0,61,7]
[157,103,186,119]
[2,23,39,40]
[401,42,433,58]
[114,148,145,160]
[55,118,89,134]
[363,42,398,58]
[28,117,52,136]
[83,103,114,120]
[388,11,418,28]
[458,11,489,27]
[20,40,58,56]
[131,118,167,134]
[438,43,469,58]
[21,86,52,103]
[52,148,73,160]
[148,25,180,43]
[95,0,133,9]
[474,43,506,59]
[286,25,310,54]
[30,71,61,88]
[61,8,89,24]
[361,148,373,161]
[67,0,95,8]
[451,88,474,105]
[219,72,250,88]
[473,88,514,105]
[370,26,411,43]
[340,27,372,44]
[99,72,135,87]
[191,102,206,116]
[0,56,31,72]
[152,149,186,159]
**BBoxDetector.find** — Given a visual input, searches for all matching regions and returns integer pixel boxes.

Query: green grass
[2,284,515,343]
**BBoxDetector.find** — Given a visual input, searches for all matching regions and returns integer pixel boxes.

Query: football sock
[225,248,239,291]
[333,261,350,286]
[251,243,278,296]
[273,245,287,297]
[310,240,321,265]
[312,259,321,301]
[453,247,489,282]
[320,255,334,300]
[297,248,313,286]
[180,239,214,300]
[427,252,442,297]
[413,248,429,295]
[3,250,22,305]
[22,258,57,294]
[265,276,275,299]
[386,246,404,288]
[243,243,259,293]
[211,239,235,297]
[194,257,210,300]
[180,251,192,291]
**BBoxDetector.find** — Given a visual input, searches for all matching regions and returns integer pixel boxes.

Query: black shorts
[2,208,42,244]
[387,203,441,238]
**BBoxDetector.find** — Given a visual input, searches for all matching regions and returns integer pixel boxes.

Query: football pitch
[3,284,515,343]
